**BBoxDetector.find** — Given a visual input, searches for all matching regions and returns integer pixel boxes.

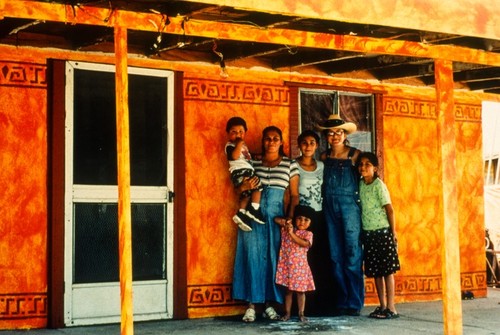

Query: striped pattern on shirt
[253,157,299,190]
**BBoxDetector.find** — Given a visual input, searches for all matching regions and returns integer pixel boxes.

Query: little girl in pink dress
[275,205,316,322]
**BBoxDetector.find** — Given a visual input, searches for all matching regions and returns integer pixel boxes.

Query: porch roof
[1,0,499,94]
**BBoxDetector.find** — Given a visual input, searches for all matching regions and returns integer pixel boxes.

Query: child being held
[275,205,316,322]
[225,116,265,231]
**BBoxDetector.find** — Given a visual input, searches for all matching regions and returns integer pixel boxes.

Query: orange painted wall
[182,76,291,317]
[0,61,48,329]
[380,98,486,305]
[0,54,488,327]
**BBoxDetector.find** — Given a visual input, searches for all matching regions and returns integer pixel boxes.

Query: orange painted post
[114,25,134,335]
[435,59,462,335]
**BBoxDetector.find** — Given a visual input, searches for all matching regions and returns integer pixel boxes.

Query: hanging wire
[284,44,298,55]
[8,20,44,35]
[70,0,114,22]
[212,41,228,78]
[149,9,170,53]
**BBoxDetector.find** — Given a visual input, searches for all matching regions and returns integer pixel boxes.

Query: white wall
[483,101,500,252]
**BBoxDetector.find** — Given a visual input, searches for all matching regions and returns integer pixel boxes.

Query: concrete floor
[1,288,499,335]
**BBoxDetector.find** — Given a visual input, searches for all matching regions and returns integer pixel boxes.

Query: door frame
[47,60,186,327]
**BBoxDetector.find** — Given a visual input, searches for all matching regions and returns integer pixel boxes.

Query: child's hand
[285,223,294,233]
[274,217,288,227]
[240,176,259,192]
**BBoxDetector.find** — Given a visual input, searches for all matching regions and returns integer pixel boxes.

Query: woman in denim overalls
[318,114,364,316]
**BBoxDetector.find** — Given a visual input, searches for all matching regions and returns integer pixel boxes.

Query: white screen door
[63,61,174,326]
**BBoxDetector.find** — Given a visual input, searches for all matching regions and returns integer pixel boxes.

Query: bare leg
[240,196,250,211]
[385,274,397,313]
[251,190,261,206]
[281,290,293,321]
[297,292,308,322]
[375,277,387,310]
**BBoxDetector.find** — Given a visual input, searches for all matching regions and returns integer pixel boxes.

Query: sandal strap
[375,308,399,319]
[383,309,399,319]
[263,306,280,320]
[369,306,383,317]
[242,308,256,322]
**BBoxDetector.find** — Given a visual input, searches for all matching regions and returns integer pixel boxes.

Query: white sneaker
[245,206,265,224]
[233,212,252,231]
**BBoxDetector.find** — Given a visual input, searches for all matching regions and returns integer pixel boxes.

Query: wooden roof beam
[454,67,500,82]
[3,0,500,67]
[273,50,361,70]
[423,66,500,86]
[485,89,500,94]
[222,43,290,62]
[316,54,407,74]
[183,0,500,41]
[372,61,435,80]
[468,79,500,91]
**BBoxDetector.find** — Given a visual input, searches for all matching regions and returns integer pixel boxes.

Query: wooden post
[435,59,462,335]
[114,24,134,335]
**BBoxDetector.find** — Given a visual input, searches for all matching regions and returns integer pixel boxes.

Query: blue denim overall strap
[323,147,360,197]
[232,187,285,304]
[322,147,364,310]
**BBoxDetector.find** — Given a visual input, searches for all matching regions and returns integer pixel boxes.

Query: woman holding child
[232,125,300,322]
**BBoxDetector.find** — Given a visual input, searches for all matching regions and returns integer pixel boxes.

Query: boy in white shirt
[225,117,264,231]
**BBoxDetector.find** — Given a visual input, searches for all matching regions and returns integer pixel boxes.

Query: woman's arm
[351,148,362,166]
[384,203,397,243]
[236,176,259,195]
[287,174,300,219]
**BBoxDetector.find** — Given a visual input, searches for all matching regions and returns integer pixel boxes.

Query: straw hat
[316,114,357,134]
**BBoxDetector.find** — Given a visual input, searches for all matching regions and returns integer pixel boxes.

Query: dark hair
[261,125,286,156]
[297,129,320,145]
[293,205,316,225]
[226,116,247,132]
[357,151,379,179]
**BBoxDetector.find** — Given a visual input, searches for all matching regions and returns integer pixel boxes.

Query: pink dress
[276,229,315,292]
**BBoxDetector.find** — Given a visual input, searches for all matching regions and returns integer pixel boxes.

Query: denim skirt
[232,187,285,304]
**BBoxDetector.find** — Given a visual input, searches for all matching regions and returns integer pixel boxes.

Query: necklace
[263,156,281,167]
[298,157,316,170]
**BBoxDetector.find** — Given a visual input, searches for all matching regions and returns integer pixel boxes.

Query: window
[485,157,499,186]
[299,89,375,157]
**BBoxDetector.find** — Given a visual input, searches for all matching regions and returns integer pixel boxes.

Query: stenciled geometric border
[0,293,47,320]
[365,271,486,298]
[183,78,290,106]
[0,61,47,88]
[187,284,243,308]
[383,97,481,122]
[189,272,486,308]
